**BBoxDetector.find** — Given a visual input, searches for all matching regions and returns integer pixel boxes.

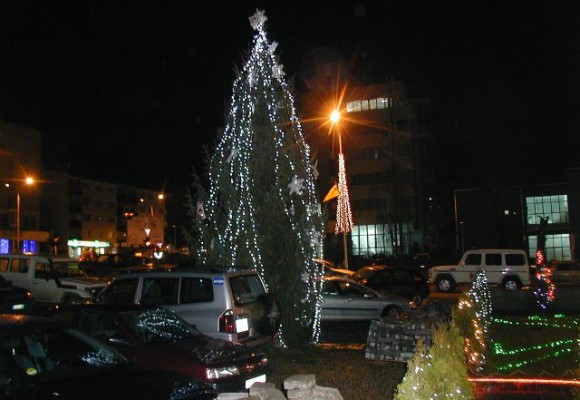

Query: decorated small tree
[395,322,474,400]
[187,10,324,346]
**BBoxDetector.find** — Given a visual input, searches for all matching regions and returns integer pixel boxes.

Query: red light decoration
[469,377,580,386]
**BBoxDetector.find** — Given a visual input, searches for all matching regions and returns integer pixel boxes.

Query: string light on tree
[189,9,324,346]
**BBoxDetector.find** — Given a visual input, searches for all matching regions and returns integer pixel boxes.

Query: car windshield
[119,308,202,343]
[52,261,90,278]
[0,327,126,379]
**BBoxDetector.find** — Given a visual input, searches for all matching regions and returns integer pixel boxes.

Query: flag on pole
[323,183,340,202]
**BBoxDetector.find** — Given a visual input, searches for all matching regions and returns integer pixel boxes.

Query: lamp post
[330,109,353,268]
[15,177,35,253]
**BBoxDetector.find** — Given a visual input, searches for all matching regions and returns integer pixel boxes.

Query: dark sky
[1,1,579,193]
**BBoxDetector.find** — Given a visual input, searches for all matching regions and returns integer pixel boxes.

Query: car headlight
[206,366,240,380]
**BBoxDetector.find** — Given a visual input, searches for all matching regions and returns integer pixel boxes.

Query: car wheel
[255,293,281,335]
[503,277,521,290]
[381,306,401,321]
[435,276,456,293]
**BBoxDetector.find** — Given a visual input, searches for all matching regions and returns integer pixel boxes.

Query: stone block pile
[365,306,448,362]
[217,374,343,400]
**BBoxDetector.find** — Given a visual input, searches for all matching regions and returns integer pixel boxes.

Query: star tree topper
[249,9,267,31]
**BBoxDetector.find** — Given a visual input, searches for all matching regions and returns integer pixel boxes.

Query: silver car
[320,276,414,321]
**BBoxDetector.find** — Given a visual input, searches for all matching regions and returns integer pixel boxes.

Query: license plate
[12,304,25,310]
[236,318,249,333]
[245,374,266,389]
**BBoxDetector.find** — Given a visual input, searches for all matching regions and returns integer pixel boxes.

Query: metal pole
[16,191,20,253]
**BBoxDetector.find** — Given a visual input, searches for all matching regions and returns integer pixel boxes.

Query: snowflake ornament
[288,176,305,195]
[272,64,285,79]
[248,9,267,30]
[311,159,319,180]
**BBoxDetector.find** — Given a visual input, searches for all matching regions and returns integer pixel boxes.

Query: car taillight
[219,309,235,333]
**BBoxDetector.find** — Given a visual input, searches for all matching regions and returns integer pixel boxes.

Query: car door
[338,281,382,320]
[321,280,345,320]
[100,278,141,304]
[459,253,481,282]
[31,261,61,303]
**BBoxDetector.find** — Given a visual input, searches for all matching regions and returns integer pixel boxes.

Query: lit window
[361,100,369,111]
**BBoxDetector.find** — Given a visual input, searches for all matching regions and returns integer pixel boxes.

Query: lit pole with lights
[15,177,35,253]
[330,109,353,268]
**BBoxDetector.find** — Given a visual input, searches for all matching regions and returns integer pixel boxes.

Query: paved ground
[473,382,578,399]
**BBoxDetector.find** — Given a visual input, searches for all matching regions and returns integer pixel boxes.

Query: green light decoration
[495,347,575,371]
[190,10,324,346]
[493,339,576,355]
[490,314,579,372]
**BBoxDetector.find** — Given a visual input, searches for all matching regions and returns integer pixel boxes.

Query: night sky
[1,1,579,193]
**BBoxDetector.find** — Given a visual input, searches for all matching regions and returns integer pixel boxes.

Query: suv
[97,266,280,346]
[0,254,106,304]
[429,249,531,292]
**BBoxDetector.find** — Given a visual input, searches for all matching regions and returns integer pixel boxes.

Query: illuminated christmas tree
[189,10,324,345]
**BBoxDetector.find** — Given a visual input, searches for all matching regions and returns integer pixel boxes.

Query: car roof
[111,266,259,279]
[0,314,65,334]
[56,303,159,313]
[1,253,78,262]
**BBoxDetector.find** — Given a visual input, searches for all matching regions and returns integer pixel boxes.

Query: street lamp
[15,177,35,253]
[330,109,354,268]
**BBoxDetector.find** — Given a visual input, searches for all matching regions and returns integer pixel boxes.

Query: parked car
[45,304,269,392]
[320,276,414,321]
[0,313,217,400]
[352,265,430,306]
[0,275,34,313]
[429,249,531,292]
[97,266,280,346]
[0,254,106,304]
[314,259,355,278]
[79,254,154,281]
[546,261,580,283]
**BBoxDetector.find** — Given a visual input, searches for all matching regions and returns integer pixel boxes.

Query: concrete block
[249,384,286,400]
[283,374,316,390]
[217,393,250,400]
[286,388,314,399]
[313,386,344,400]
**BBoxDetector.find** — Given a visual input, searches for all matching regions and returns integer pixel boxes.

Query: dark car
[352,265,430,306]
[0,275,34,313]
[46,304,269,393]
[0,314,217,400]
[79,254,153,281]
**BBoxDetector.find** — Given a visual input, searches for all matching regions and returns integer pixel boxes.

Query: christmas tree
[190,10,324,345]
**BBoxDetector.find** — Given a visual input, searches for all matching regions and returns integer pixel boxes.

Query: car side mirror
[364,292,376,299]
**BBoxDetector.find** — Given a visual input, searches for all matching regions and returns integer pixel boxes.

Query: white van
[97,267,280,347]
[429,249,531,292]
[0,254,106,303]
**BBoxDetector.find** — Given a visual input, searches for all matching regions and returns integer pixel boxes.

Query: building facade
[301,79,433,263]
[0,120,48,253]
[43,171,167,258]
[454,168,580,262]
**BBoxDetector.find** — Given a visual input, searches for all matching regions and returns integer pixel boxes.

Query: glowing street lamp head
[25,177,34,185]
[330,109,340,124]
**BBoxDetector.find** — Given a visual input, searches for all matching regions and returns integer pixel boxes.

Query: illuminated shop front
[67,239,110,259]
